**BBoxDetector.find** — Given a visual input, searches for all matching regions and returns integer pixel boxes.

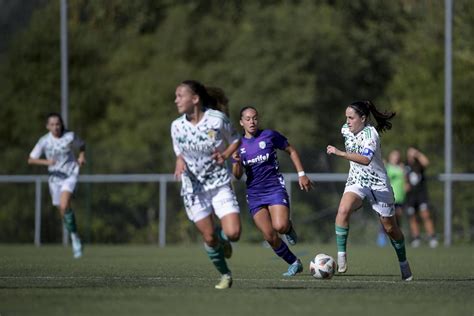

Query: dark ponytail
[349,100,395,133]
[181,80,230,116]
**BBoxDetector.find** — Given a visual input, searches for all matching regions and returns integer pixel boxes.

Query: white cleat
[71,233,83,259]
[337,252,347,273]
[215,274,232,289]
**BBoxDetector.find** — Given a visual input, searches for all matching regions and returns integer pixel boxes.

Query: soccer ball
[309,253,336,279]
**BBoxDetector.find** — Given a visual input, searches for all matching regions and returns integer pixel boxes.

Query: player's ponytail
[349,100,395,133]
[181,80,230,116]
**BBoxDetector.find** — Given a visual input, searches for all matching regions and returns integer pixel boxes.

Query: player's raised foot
[400,261,413,281]
[71,233,82,259]
[215,273,232,289]
[337,252,347,273]
[285,223,298,245]
[283,259,303,277]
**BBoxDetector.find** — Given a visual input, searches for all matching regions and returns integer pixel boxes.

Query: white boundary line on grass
[0,276,400,284]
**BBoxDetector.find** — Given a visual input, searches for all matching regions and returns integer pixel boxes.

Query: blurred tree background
[0,0,472,244]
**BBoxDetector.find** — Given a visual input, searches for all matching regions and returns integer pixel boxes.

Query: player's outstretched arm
[27,157,55,166]
[326,145,370,166]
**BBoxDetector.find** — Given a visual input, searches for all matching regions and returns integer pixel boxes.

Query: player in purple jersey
[232,106,312,276]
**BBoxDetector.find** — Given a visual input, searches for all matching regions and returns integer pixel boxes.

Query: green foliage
[0,0,472,243]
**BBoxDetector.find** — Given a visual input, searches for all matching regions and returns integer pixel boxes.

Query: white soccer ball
[309,253,336,279]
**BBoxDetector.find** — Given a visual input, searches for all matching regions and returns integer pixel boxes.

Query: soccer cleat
[285,223,298,245]
[337,252,347,273]
[71,233,82,259]
[215,273,232,289]
[429,238,439,249]
[410,238,421,248]
[283,259,303,277]
[400,261,413,281]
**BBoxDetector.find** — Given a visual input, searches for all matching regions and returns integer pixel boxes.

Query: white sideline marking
[0,276,399,284]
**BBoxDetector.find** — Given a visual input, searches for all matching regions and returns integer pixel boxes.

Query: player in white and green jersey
[171,80,241,289]
[327,100,413,281]
[28,113,85,258]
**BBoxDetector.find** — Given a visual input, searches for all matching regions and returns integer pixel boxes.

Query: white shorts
[183,184,240,223]
[48,176,77,206]
[344,184,395,217]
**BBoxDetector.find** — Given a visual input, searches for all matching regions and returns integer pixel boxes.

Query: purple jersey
[238,129,289,194]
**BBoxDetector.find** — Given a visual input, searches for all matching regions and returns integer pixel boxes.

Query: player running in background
[326,100,413,281]
[232,106,312,277]
[171,80,241,289]
[377,149,407,246]
[405,147,438,248]
[28,113,85,258]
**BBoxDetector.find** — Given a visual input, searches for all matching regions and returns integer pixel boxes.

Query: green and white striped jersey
[29,131,84,182]
[171,108,239,195]
[341,124,390,190]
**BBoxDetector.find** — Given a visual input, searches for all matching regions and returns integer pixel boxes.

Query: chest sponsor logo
[243,153,270,166]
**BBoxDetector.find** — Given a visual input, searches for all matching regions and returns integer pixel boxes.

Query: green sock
[389,237,407,262]
[63,209,77,234]
[335,225,349,252]
[204,243,230,275]
[215,227,229,242]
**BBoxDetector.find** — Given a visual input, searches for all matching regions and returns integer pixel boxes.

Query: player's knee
[58,205,68,215]
[384,224,395,235]
[273,222,289,234]
[420,211,431,220]
[337,206,351,219]
[202,232,218,246]
[225,228,241,242]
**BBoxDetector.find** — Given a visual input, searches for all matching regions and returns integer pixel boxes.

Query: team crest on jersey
[259,141,266,149]
[207,130,216,140]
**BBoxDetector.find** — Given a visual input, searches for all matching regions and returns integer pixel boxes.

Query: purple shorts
[247,189,290,216]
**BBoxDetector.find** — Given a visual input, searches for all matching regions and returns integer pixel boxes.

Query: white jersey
[341,124,390,190]
[30,131,84,183]
[171,108,240,195]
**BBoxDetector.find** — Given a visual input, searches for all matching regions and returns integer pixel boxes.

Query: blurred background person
[377,149,407,247]
[28,112,85,258]
[405,147,438,248]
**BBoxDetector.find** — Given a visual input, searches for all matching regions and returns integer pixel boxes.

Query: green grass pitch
[0,244,473,315]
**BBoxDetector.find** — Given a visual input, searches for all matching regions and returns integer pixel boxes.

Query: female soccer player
[28,113,85,258]
[171,80,241,289]
[232,106,312,277]
[326,100,413,281]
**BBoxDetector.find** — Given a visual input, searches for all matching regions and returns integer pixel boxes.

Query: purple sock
[273,240,297,265]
